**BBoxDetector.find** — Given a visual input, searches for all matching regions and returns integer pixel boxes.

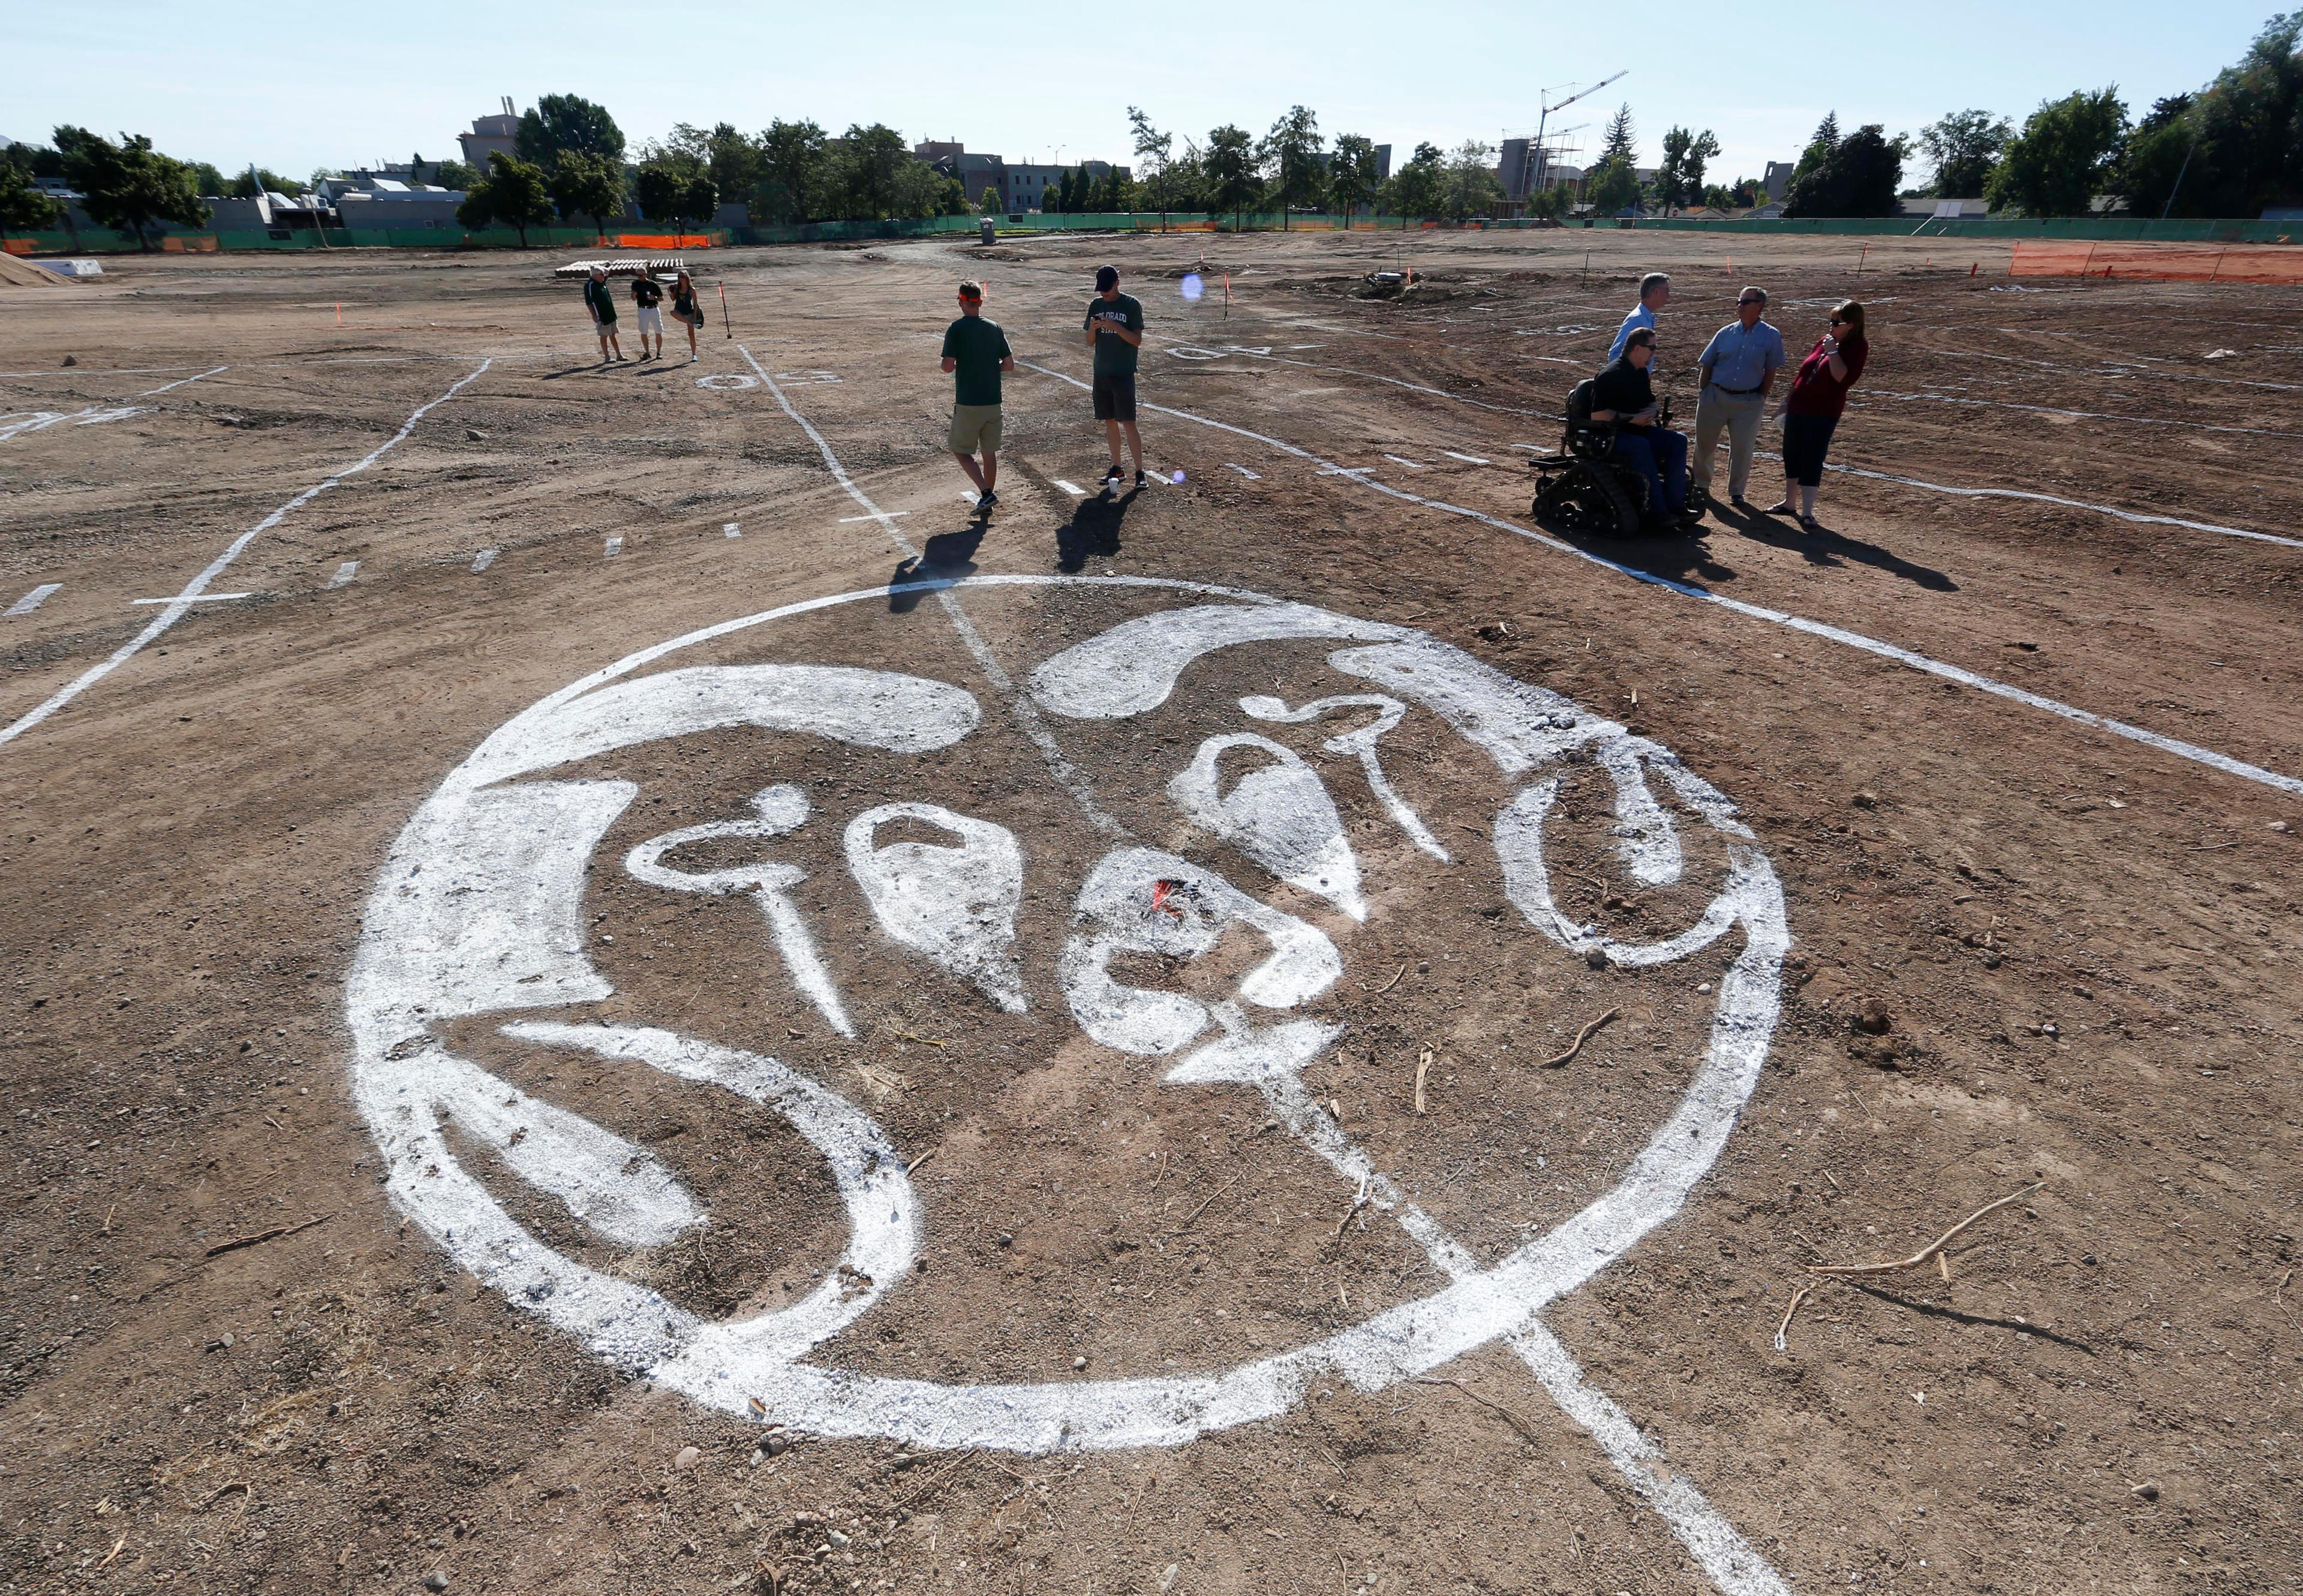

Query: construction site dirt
[1,229,2296,1595]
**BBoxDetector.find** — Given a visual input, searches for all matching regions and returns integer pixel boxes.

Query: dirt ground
[1,227,2298,1596]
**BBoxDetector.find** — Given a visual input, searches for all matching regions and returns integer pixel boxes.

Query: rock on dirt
[1854,998,1893,1035]
[674,1445,701,1471]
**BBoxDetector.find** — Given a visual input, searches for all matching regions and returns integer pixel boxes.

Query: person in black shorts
[671,270,703,362]
[1083,264,1146,488]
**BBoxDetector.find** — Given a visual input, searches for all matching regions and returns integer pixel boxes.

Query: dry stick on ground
[1540,1008,1619,1069]
[1372,962,1408,996]
[1806,1182,2044,1278]
[204,1213,332,1259]
[1773,1286,1811,1352]
[1180,1172,1244,1231]
[905,1148,937,1176]
[1336,1185,1370,1239]
[1415,1377,1546,1447]
[1414,1046,1433,1115]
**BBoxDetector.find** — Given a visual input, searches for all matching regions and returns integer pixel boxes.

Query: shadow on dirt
[1054,485,1143,573]
[1716,501,1959,591]
[1543,519,1741,587]
[888,524,985,613]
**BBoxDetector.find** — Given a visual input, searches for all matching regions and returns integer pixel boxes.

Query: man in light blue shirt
[1689,286,1787,506]
[1608,272,1671,361]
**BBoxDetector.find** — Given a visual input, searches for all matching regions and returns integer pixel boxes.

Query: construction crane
[1532,70,1626,194]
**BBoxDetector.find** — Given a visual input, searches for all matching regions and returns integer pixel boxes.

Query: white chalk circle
[694,373,759,390]
[345,576,1787,1454]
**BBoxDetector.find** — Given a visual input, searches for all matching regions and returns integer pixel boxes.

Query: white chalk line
[470,549,498,573]
[5,584,62,617]
[130,592,251,606]
[1858,386,2303,442]
[735,344,1124,837]
[1224,463,1261,479]
[1381,453,1427,470]
[1015,360,2303,799]
[327,560,359,589]
[0,359,493,750]
[1930,344,2303,395]
[137,365,228,398]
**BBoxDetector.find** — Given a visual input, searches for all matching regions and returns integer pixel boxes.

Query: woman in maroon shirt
[1769,299,1868,531]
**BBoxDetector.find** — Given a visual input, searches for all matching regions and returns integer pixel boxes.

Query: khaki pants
[1690,384,1766,501]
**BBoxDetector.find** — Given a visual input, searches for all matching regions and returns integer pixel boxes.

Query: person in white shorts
[630,272,666,360]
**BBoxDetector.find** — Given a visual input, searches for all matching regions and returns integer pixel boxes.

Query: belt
[1709,383,1763,395]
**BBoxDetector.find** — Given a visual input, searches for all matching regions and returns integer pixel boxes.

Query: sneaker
[689,353,698,363]
[1134,469,1148,488]
[1730,494,1753,510]
[976,491,998,512]
[1102,464,1124,484]
[1797,514,1821,532]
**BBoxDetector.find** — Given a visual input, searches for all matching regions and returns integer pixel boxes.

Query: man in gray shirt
[1689,286,1786,507]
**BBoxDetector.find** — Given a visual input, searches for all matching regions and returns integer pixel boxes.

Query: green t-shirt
[1086,293,1143,375]
[583,278,617,321]
[942,314,1012,407]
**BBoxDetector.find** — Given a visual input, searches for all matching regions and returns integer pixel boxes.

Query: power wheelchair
[1529,378,1686,537]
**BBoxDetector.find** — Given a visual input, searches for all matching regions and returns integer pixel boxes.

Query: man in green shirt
[582,266,624,364]
[940,280,1014,513]
[1084,264,1146,489]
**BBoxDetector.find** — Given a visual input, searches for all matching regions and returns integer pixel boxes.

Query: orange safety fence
[2010,239,2303,285]
[613,233,717,249]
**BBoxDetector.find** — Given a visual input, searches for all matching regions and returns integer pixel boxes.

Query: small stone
[1854,998,1892,1036]
[1981,951,2003,969]
[2081,1252,2098,1266]
[2271,820,2292,834]
[996,1231,1013,1247]
[2131,1481,2160,1501]
[464,428,486,441]
[1416,961,1430,973]
[827,1530,852,1548]
[215,415,243,428]
[423,1575,450,1593]
[1852,791,1878,809]
[1584,946,1609,971]
[1695,982,1713,995]
[62,354,78,367]
[763,1432,790,1456]
[673,1445,701,1471]
[1072,1355,1089,1370]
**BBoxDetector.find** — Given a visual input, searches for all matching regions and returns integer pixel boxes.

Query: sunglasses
[1829,317,1851,326]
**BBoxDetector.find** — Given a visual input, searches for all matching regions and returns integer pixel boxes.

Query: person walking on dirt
[630,270,666,360]
[941,279,1014,514]
[671,270,704,363]
[1768,299,1869,532]
[1589,327,1694,531]
[583,266,624,363]
[1609,272,1671,361]
[1689,287,1784,508]
[1084,265,1146,490]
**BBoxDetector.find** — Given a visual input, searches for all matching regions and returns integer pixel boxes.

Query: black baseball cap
[1095,265,1119,291]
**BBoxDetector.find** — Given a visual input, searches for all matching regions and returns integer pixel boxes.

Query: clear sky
[1,0,2279,186]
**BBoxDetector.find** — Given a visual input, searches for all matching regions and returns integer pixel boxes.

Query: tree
[0,161,64,233]
[1261,104,1323,229]
[551,150,626,234]
[1987,88,2128,215]
[56,128,209,250]
[1918,109,2013,197]
[222,166,297,200]
[187,162,230,197]
[977,184,1005,215]
[1783,123,1908,216]
[1525,181,1570,221]
[756,119,828,223]
[2124,15,2302,218]
[1597,104,1637,168]
[1326,132,1381,220]
[515,94,625,174]
[634,147,701,225]
[1653,126,1720,214]
[1585,156,1643,216]
[1203,124,1262,227]
[431,158,477,191]
[1440,140,1504,220]
[664,122,762,205]
[1382,140,1445,220]
[457,151,554,245]
[817,125,958,221]
[1128,106,1176,229]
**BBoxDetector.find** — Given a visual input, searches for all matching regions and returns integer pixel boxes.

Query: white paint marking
[1862,386,2303,441]
[1223,464,1261,480]
[327,561,359,589]
[844,804,1027,1012]
[0,360,492,750]
[1169,735,1366,919]
[130,593,251,606]
[1814,461,2303,552]
[1440,450,1492,465]
[838,512,909,522]
[1052,479,1087,497]
[1241,693,1448,861]
[696,373,759,390]
[1381,454,1427,470]
[137,365,228,397]
[1016,359,2303,799]
[5,584,62,617]
[470,548,498,574]
[736,343,1125,838]
[604,536,623,558]
[724,522,742,537]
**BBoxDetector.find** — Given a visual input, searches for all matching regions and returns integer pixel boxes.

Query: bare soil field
[0,229,2298,1596]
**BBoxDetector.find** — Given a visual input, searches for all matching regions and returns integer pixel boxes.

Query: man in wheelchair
[1588,328,1695,531]
[1531,327,1699,537]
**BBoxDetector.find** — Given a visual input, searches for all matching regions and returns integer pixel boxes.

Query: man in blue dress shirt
[1689,286,1785,507]
[1608,272,1671,361]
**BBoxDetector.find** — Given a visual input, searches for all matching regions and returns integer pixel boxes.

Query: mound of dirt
[0,253,70,288]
